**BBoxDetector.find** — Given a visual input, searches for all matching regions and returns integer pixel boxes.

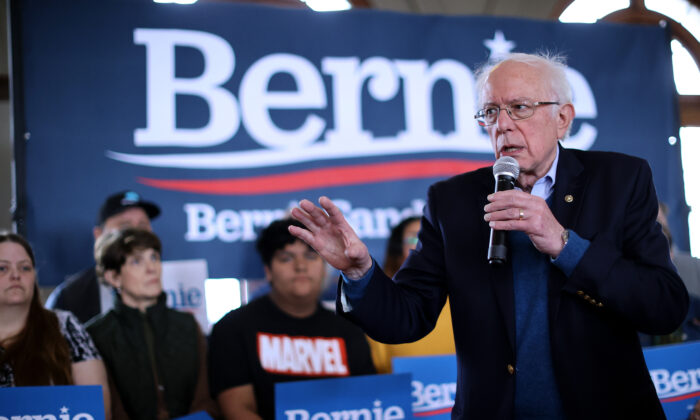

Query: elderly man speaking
[289,52,687,420]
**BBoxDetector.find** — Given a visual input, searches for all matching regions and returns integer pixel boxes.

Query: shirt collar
[528,147,559,200]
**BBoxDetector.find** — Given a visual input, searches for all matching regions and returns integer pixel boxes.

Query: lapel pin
[565,194,574,203]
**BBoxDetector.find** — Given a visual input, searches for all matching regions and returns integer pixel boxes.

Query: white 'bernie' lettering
[650,368,700,397]
[0,406,94,420]
[284,400,405,420]
[184,199,424,243]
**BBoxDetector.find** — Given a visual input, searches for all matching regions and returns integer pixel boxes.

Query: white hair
[474,52,573,137]
[475,52,572,105]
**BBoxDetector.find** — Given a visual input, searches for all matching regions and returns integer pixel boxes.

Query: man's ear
[103,270,121,289]
[263,266,273,284]
[93,226,103,241]
[557,103,575,139]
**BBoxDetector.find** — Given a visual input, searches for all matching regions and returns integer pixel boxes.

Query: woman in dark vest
[86,228,218,420]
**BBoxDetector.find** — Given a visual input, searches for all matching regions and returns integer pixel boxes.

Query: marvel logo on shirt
[257,332,349,376]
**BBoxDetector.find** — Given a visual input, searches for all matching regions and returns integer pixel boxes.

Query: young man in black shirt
[208,218,376,420]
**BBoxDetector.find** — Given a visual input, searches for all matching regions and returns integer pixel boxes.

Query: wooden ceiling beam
[602,8,700,71]
[601,6,700,127]
[549,0,700,127]
[680,96,700,127]
[548,0,574,19]
[349,0,371,7]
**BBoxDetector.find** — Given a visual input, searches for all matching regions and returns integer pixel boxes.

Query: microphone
[488,156,520,265]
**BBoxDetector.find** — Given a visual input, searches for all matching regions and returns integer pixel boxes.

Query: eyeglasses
[474,100,560,127]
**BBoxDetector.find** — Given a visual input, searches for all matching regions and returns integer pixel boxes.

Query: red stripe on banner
[414,406,454,417]
[660,390,700,403]
[137,159,491,195]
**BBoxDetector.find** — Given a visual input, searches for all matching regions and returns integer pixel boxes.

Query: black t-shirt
[208,295,376,420]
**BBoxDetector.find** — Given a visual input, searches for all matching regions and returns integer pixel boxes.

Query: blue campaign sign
[11,0,684,285]
[0,385,105,420]
[393,355,457,418]
[644,341,700,419]
[275,373,413,419]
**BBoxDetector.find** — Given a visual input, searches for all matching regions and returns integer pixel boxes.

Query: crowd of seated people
[2,191,379,420]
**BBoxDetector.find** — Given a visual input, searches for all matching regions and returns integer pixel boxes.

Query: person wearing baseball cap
[45,191,161,323]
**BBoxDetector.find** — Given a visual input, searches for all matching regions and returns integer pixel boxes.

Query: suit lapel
[548,145,586,322]
[551,145,585,233]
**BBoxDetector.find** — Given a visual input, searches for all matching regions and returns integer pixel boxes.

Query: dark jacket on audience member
[46,267,102,324]
[87,293,217,420]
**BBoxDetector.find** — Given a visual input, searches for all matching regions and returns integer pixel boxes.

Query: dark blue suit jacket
[339,146,688,419]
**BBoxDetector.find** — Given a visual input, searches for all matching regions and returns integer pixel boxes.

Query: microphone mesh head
[493,156,520,178]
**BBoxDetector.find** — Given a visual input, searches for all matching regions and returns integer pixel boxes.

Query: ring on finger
[519,208,525,220]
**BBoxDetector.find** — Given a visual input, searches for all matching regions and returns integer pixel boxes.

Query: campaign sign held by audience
[393,355,457,418]
[275,373,412,420]
[161,259,210,333]
[0,385,104,420]
[644,341,700,419]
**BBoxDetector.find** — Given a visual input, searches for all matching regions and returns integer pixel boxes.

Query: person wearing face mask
[86,229,218,420]
[0,232,111,418]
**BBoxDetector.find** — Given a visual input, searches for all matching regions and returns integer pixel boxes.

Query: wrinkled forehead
[480,61,552,105]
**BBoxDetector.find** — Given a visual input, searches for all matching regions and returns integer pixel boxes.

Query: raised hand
[289,196,373,280]
[690,399,700,420]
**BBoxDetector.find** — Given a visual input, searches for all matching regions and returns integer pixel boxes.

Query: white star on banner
[60,406,69,414]
[483,30,516,61]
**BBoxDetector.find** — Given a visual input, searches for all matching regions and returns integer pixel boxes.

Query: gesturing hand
[289,196,373,280]
[484,190,566,258]
[690,399,700,420]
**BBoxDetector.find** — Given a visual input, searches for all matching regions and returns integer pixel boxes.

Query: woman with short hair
[87,228,218,420]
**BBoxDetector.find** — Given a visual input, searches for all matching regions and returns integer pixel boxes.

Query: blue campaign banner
[644,341,700,419]
[393,355,457,418]
[0,385,105,420]
[12,0,683,285]
[275,373,413,419]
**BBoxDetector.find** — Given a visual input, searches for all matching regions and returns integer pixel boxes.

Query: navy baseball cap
[97,191,161,225]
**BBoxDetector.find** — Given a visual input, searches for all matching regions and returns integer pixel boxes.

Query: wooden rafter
[549,0,700,127]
